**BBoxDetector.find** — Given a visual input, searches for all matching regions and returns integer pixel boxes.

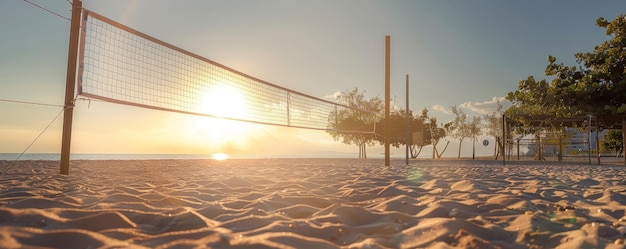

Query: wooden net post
[60,0,82,175]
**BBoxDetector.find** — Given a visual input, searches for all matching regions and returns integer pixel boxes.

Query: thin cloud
[431,104,452,115]
[459,97,510,115]
[325,91,342,100]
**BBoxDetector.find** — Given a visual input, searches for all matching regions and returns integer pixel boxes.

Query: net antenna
[61,1,376,174]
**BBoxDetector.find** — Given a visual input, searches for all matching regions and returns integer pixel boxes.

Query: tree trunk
[363,143,367,159]
[411,145,424,158]
[436,140,451,158]
[358,142,366,159]
[533,132,544,161]
[358,143,367,159]
[495,137,500,160]
[496,137,505,160]
[432,140,438,159]
[457,138,464,159]
[493,136,498,157]
[472,138,476,160]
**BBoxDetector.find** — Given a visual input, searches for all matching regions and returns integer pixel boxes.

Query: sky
[1,0,625,158]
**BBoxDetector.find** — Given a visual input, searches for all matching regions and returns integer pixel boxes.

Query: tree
[407,109,450,159]
[567,16,626,116]
[374,108,417,148]
[468,115,482,160]
[483,100,504,158]
[426,116,452,159]
[507,14,626,164]
[433,121,453,158]
[573,15,626,163]
[409,109,431,158]
[542,129,575,161]
[601,129,624,157]
[327,88,382,159]
[449,106,483,159]
[364,107,451,159]
[450,106,477,159]
[505,75,576,121]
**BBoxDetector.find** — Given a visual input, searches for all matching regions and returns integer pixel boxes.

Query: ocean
[0,152,359,161]
[0,153,216,161]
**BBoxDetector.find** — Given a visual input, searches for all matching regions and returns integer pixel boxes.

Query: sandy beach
[0,158,625,248]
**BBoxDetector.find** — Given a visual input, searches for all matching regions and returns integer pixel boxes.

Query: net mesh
[79,9,374,131]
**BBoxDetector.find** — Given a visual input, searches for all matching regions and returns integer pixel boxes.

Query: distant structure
[524,128,606,158]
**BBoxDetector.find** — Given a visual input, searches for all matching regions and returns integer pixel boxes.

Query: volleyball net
[77,9,375,131]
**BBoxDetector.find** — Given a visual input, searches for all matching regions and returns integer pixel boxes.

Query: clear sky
[1,0,624,158]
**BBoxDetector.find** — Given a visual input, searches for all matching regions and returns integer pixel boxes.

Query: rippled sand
[0,158,625,248]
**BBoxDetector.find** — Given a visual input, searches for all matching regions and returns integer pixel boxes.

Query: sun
[198,85,248,119]
[211,153,228,160]
[191,85,254,147]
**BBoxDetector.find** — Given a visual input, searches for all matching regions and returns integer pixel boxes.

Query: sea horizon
[0,152,363,161]
[0,152,612,162]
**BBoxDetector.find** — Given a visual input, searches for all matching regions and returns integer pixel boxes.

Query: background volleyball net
[78,9,376,131]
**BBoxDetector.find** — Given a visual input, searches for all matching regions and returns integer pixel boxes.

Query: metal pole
[405,74,409,165]
[596,117,601,165]
[517,138,520,161]
[384,35,390,166]
[623,118,626,165]
[60,0,82,175]
[502,114,504,165]
[587,114,597,165]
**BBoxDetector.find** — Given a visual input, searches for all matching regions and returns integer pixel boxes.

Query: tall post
[516,138,520,161]
[384,36,391,166]
[500,114,504,165]
[623,117,626,165]
[596,118,601,165]
[587,114,598,165]
[596,119,601,165]
[60,0,82,175]
[405,74,409,165]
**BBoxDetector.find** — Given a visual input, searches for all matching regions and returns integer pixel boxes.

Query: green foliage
[483,100,507,157]
[450,106,468,140]
[373,108,446,148]
[505,75,579,128]
[450,106,481,140]
[327,88,383,158]
[483,100,503,139]
[506,14,626,131]
[374,109,418,148]
[407,109,451,158]
[327,88,451,159]
[601,129,624,157]
[450,106,482,158]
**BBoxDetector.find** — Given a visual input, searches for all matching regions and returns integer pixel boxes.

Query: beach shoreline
[0,158,625,248]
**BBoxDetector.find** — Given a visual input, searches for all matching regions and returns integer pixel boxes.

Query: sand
[0,158,625,248]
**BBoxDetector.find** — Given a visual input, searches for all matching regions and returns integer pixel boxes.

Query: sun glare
[191,85,254,147]
[211,153,228,160]
[199,85,248,119]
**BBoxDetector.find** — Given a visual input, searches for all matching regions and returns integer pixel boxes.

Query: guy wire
[0,107,67,176]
